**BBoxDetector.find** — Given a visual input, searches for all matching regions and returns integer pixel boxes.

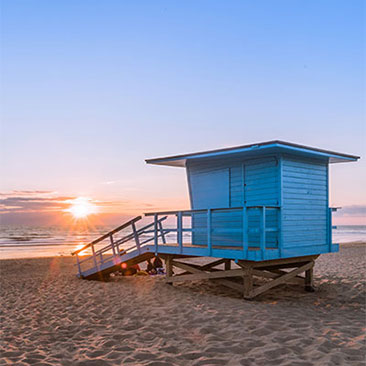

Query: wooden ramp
[72,215,166,280]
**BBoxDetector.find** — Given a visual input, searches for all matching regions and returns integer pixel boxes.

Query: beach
[1,243,365,366]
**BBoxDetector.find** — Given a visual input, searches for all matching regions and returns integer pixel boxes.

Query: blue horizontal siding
[244,158,279,207]
[282,156,327,251]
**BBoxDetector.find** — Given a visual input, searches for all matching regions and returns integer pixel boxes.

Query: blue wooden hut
[73,141,359,298]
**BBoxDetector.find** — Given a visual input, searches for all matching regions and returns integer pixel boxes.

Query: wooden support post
[165,256,173,284]
[242,267,253,299]
[224,259,231,271]
[305,260,315,292]
[177,212,183,254]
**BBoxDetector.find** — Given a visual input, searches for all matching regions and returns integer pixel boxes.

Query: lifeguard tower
[73,141,359,299]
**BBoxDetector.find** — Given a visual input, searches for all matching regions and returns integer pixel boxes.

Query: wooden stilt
[243,267,253,299]
[224,259,231,271]
[165,256,173,284]
[305,260,315,292]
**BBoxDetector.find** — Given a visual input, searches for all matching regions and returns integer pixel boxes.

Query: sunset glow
[74,243,90,255]
[64,197,98,219]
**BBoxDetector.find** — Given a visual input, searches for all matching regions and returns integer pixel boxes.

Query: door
[243,159,279,248]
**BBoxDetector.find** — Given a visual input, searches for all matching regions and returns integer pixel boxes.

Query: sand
[0,243,365,366]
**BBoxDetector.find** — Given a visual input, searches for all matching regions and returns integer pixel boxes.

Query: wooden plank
[213,278,244,292]
[175,260,225,276]
[266,269,304,284]
[171,260,203,273]
[201,258,227,270]
[249,261,313,298]
[168,268,244,283]
[252,269,304,285]
[174,262,217,272]
[171,260,243,281]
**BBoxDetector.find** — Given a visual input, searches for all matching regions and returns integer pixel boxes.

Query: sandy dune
[0,243,365,366]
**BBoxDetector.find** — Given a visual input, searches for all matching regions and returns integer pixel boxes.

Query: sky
[0,0,365,225]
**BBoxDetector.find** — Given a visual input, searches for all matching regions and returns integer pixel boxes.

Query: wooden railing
[145,206,281,259]
[73,206,281,277]
[72,215,167,277]
[72,216,142,256]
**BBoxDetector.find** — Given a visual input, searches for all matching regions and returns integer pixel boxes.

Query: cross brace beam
[164,256,316,299]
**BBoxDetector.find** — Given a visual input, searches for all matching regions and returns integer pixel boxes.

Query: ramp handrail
[73,215,168,277]
[71,216,142,255]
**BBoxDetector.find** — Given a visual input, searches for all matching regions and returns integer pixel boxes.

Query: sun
[65,197,98,219]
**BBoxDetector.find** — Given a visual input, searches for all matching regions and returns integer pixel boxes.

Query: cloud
[0,191,74,213]
[333,205,366,217]
[0,191,182,229]
[0,190,157,215]
[100,181,118,185]
[0,190,55,197]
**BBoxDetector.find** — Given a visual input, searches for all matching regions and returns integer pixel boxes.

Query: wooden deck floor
[155,242,276,251]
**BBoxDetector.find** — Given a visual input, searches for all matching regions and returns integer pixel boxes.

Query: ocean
[0,225,365,259]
